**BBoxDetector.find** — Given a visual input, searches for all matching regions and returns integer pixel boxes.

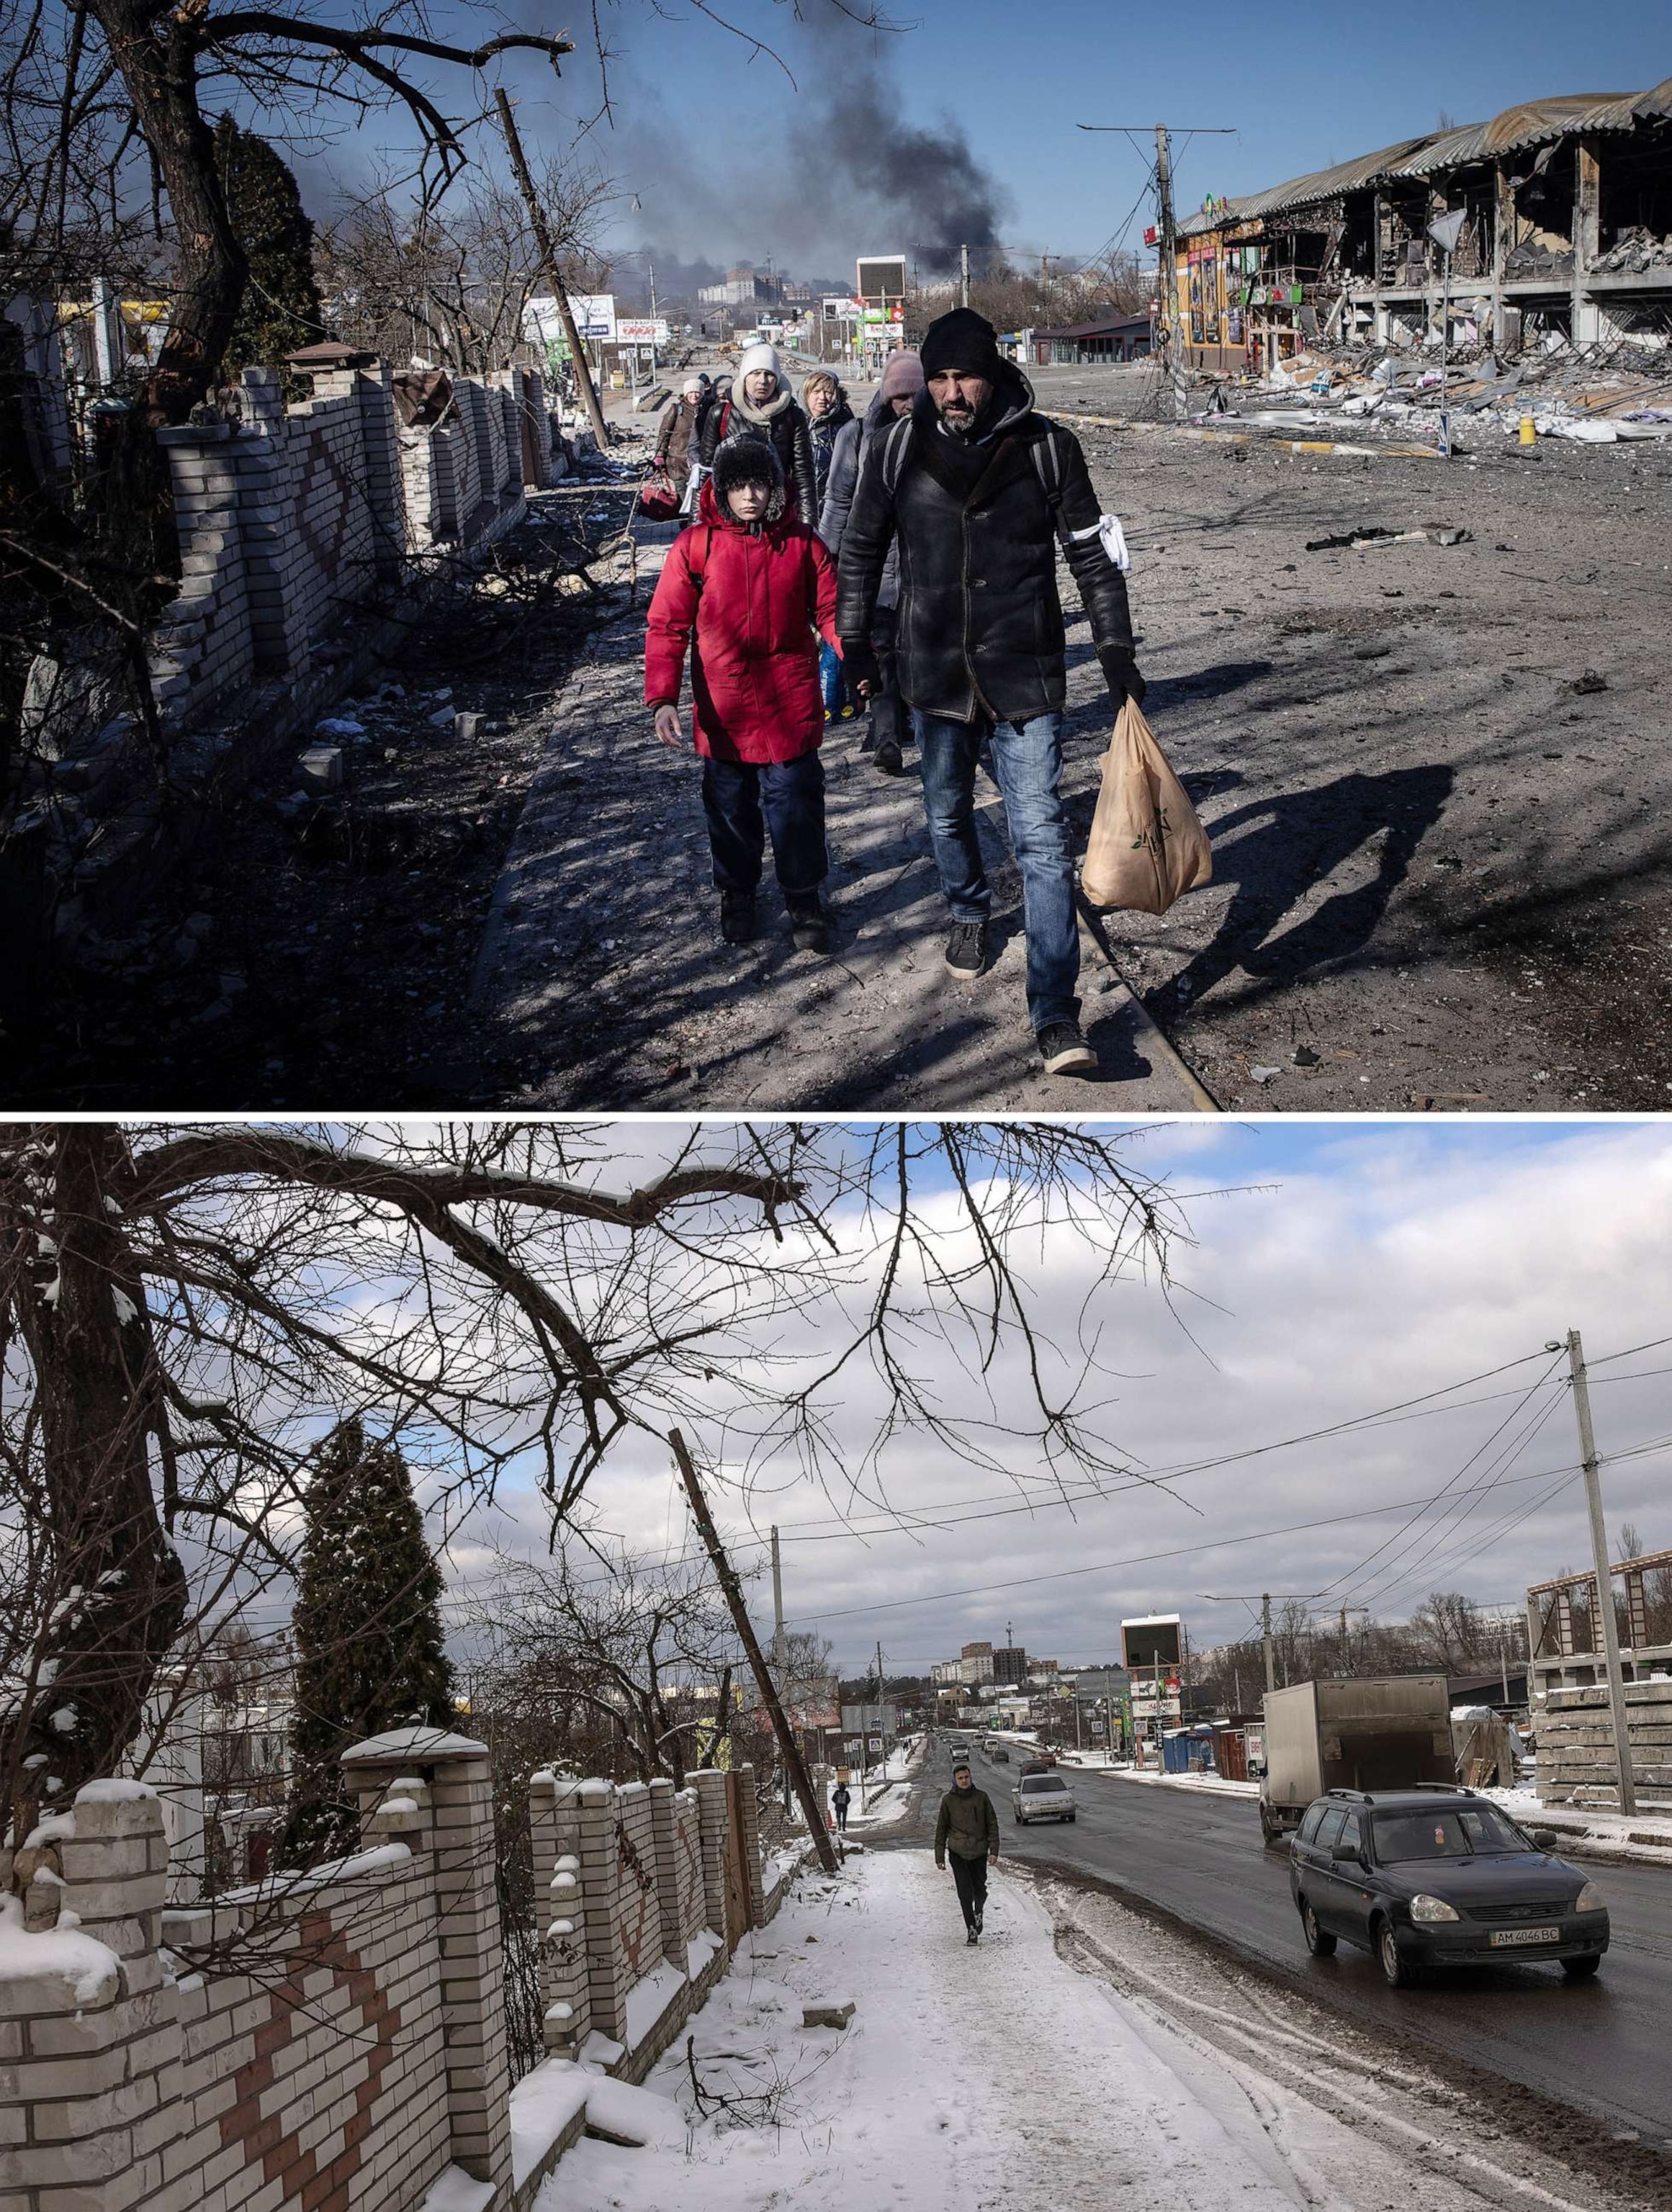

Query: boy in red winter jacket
[646,440,840,953]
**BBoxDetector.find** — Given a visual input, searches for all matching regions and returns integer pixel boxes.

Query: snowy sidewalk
[539,1852,1308,2212]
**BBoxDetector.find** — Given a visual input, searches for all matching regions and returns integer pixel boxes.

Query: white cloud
[457,1121,1672,1673]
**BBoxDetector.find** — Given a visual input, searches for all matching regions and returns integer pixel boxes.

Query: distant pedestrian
[655,376,707,518]
[698,343,818,523]
[832,1780,852,1833]
[835,307,1144,1075]
[820,347,923,773]
[803,369,858,722]
[934,1759,999,1944]
[644,439,840,954]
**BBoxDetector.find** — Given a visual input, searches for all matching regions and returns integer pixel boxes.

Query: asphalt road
[906,1739,1672,2143]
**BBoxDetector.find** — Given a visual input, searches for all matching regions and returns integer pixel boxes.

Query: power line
[781,1456,1630,1629]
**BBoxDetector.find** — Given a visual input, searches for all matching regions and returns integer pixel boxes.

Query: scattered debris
[1572,670,1609,695]
[801,2000,856,2029]
[297,745,343,793]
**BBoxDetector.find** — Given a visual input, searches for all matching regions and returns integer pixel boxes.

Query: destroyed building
[1174,79,1672,371]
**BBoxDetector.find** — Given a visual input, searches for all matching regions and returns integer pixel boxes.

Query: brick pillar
[0,1780,187,2209]
[645,1779,684,1969]
[341,1730,511,2193]
[735,1762,765,1928]
[229,373,294,675]
[152,421,253,718]
[569,1781,625,2049]
[689,1768,729,1940]
[529,1773,591,2058]
[354,361,408,577]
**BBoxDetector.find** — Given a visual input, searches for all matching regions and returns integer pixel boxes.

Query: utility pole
[1154,123,1186,422]
[1563,1331,1637,1815]
[1262,1593,1275,1694]
[1076,122,1233,423]
[770,1526,788,1809]
[668,1430,838,1873]
[876,1638,888,1788]
[770,1527,786,1677]
[960,242,970,309]
[494,88,611,455]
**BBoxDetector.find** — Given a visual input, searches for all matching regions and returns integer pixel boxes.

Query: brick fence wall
[149,360,565,732]
[2,1742,792,2212]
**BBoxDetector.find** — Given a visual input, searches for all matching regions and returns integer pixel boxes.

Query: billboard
[857,255,907,302]
[615,317,669,345]
[1121,1614,1182,1671]
[524,292,616,346]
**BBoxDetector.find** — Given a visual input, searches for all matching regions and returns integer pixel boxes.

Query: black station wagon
[1290,1786,1609,1987]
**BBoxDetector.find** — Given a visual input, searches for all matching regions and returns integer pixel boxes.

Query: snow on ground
[843,1735,923,1832]
[540,1852,1326,2212]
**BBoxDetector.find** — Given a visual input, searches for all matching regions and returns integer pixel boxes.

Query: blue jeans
[819,641,846,716]
[701,752,827,899]
[912,709,1079,1032]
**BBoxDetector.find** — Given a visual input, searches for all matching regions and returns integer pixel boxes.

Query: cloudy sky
[283,1,1672,282]
[443,1118,1672,1675]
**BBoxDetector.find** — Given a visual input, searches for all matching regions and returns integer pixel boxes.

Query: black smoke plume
[812,63,1010,276]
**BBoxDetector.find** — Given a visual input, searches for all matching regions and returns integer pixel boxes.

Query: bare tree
[469,1546,740,1789]
[1,1118,1187,1861]
[320,156,618,374]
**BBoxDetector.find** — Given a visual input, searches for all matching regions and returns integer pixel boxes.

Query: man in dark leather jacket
[836,307,1146,1074]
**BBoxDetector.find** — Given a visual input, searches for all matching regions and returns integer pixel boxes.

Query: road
[901,1737,1672,2145]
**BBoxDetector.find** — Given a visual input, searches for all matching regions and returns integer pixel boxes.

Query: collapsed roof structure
[1173,79,1672,369]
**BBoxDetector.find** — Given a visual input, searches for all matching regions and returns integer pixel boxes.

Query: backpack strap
[878,411,914,497]
[685,523,714,595]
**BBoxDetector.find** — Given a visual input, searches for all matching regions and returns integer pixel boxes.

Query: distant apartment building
[992,1646,1029,1686]
[696,265,785,309]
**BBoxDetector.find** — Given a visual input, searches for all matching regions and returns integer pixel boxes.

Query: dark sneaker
[1039,1022,1097,1076]
[787,898,831,956]
[944,920,988,978]
[873,737,904,775]
[966,1928,979,1946]
[719,889,756,945]
[974,1910,984,1935]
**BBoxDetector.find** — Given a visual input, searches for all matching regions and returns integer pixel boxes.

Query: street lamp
[1425,207,1468,459]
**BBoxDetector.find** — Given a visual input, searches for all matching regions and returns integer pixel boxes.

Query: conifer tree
[283,1419,456,1864]
[212,116,325,376]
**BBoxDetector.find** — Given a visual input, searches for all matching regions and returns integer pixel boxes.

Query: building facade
[1174,81,1672,372]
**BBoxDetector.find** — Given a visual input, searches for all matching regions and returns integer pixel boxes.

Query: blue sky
[289,4,1669,276]
[513,0,1671,267]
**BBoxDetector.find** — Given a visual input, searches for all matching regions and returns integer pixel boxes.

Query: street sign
[868,1735,883,1753]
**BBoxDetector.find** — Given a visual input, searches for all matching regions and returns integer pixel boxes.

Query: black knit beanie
[712,436,784,507]
[920,307,1003,383]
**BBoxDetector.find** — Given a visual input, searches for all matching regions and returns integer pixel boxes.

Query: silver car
[1012,1773,1077,1825]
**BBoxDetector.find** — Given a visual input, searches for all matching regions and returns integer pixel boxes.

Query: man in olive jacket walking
[935,1760,1000,1943]
[837,307,1145,1076]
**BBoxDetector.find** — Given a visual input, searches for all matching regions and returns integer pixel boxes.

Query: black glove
[841,638,882,695]
[1098,645,1147,711]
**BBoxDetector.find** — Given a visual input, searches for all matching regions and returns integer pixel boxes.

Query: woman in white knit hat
[695,342,817,524]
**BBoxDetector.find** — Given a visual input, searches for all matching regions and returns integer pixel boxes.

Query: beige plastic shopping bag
[1080,698,1213,914]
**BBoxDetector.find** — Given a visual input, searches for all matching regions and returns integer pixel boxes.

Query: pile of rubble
[1187,338,1672,449]
[1592,224,1672,275]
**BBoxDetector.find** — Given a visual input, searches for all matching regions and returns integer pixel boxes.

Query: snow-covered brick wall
[1,1732,518,2212]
